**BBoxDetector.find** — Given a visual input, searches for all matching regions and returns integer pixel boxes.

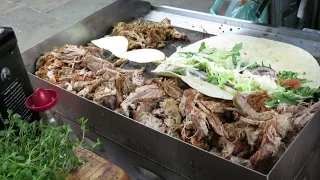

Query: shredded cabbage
[164,42,310,99]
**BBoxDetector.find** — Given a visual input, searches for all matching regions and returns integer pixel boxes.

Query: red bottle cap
[25,88,58,112]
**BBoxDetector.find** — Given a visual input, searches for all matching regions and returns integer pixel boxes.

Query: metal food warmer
[21,0,320,180]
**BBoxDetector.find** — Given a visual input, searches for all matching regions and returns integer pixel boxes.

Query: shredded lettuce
[170,42,279,94]
[185,59,210,72]
[206,71,235,88]
[164,42,317,106]
[179,42,243,70]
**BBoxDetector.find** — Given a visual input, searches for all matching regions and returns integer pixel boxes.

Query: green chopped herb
[293,87,320,97]
[198,42,206,52]
[265,92,300,107]
[206,75,219,85]
[230,43,242,66]
[171,69,186,76]
[0,110,101,180]
[278,71,299,80]
[232,54,238,66]
[300,79,311,84]
[301,87,319,96]
[246,62,260,69]
[278,71,310,84]
[231,43,243,53]
[266,87,320,107]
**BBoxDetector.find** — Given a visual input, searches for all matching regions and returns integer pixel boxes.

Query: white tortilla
[153,34,320,99]
[91,36,128,57]
[180,75,233,100]
[120,49,165,63]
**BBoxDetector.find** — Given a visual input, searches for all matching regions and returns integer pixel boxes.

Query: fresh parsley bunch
[0,110,101,180]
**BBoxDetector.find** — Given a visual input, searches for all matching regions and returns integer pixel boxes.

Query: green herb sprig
[265,87,320,107]
[277,71,309,84]
[0,110,101,180]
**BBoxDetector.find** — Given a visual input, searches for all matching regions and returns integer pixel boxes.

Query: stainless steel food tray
[22,0,320,179]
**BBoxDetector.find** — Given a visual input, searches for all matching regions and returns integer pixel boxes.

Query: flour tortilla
[91,36,128,58]
[180,75,234,100]
[153,35,320,99]
[120,49,165,63]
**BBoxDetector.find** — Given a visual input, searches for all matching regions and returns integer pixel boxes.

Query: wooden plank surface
[67,147,130,180]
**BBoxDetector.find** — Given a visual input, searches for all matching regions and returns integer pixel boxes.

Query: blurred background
[0,0,319,51]
[209,0,320,30]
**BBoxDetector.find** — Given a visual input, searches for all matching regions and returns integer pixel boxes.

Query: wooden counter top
[67,147,130,180]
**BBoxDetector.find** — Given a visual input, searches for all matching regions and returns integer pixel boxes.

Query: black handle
[0,27,17,55]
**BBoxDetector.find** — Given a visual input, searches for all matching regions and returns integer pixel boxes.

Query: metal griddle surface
[116,27,212,79]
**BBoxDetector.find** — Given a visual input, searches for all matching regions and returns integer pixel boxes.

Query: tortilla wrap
[153,35,320,99]
[179,74,234,100]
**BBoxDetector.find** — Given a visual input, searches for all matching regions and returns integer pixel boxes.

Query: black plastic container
[0,27,39,129]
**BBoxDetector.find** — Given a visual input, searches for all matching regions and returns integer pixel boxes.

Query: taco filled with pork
[153,35,320,107]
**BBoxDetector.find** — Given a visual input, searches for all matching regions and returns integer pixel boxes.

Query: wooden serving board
[67,147,130,180]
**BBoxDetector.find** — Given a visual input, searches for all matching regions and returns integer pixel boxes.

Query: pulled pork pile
[35,44,145,109]
[111,18,189,50]
[35,45,320,173]
[129,87,319,171]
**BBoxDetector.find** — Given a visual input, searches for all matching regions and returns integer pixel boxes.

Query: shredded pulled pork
[233,93,274,121]
[277,102,320,129]
[111,18,189,50]
[35,44,146,110]
[35,41,319,174]
[246,91,272,112]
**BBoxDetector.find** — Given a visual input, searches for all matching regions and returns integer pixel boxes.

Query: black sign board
[0,27,39,129]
